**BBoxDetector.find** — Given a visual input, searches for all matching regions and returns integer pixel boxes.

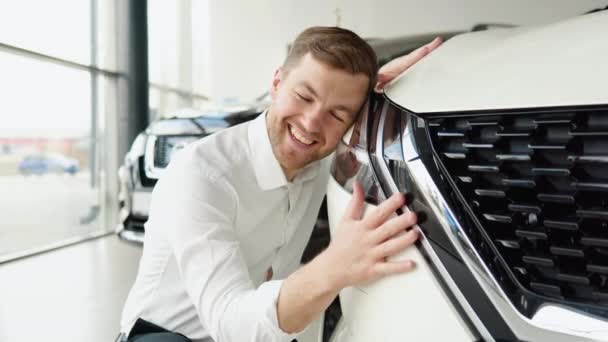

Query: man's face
[267,53,369,179]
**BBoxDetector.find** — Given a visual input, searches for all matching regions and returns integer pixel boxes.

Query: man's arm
[277,182,418,333]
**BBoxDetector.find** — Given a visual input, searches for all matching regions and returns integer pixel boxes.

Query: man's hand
[324,182,418,289]
[374,36,443,92]
[277,182,418,333]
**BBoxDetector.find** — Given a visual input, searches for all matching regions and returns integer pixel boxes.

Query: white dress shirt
[120,112,330,342]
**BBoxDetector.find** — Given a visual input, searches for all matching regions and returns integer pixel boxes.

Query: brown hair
[283,26,378,92]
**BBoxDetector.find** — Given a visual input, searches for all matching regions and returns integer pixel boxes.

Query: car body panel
[385,11,608,113]
[326,175,474,342]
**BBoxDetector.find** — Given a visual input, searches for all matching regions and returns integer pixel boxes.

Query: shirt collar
[248,111,321,190]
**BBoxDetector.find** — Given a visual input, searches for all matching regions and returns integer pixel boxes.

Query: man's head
[267,26,377,180]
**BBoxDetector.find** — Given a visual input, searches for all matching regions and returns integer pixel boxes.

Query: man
[119,27,442,342]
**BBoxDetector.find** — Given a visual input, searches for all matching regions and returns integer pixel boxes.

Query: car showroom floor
[0,235,142,342]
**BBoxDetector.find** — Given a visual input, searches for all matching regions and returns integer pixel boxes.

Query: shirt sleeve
[150,150,298,342]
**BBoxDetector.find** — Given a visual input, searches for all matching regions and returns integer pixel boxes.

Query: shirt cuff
[257,279,300,341]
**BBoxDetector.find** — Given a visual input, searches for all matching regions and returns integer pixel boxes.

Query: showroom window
[0,0,121,262]
[147,0,211,121]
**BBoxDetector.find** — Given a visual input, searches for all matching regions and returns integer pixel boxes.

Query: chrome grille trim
[421,109,608,340]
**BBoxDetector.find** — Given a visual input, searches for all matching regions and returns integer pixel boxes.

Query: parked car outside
[18,153,80,175]
[325,10,608,342]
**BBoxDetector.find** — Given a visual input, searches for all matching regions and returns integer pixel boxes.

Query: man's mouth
[288,124,316,146]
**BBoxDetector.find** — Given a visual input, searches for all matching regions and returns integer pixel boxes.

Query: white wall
[195,0,606,101]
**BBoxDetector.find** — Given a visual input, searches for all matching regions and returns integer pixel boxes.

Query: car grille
[427,108,608,315]
[154,136,171,168]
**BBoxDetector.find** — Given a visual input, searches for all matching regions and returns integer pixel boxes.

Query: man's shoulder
[174,121,252,180]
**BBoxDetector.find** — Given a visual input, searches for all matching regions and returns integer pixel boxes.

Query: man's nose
[301,105,324,133]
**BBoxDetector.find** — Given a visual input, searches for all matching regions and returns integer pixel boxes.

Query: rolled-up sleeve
[152,152,298,342]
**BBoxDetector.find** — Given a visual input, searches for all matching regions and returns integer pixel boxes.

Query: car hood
[385,11,608,114]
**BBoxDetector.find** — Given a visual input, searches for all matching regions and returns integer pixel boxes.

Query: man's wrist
[313,248,347,292]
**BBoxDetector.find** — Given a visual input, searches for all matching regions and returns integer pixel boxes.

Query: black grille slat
[429,109,608,312]
[530,282,563,298]
[581,237,608,248]
[549,246,585,258]
[508,203,541,213]
[475,189,506,198]
[438,131,466,137]
[444,152,466,159]
[543,219,579,231]
[483,213,513,223]
[572,181,608,191]
[533,118,572,125]
[537,193,575,204]
[468,164,500,173]
[463,142,494,149]
[516,229,548,240]
[532,167,571,176]
[528,143,568,150]
[569,130,608,136]
[587,264,608,274]
[568,155,608,164]
[523,255,554,267]
[496,154,531,161]
[468,119,499,126]
[496,131,531,137]
[576,209,608,220]
[556,273,590,285]
[503,178,536,188]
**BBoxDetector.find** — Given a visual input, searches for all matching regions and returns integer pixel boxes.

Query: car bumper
[326,174,475,341]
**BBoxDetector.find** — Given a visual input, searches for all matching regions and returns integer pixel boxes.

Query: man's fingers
[396,36,443,71]
[364,192,405,228]
[371,211,417,243]
[424,36,443,53]
[343,181,365,220]
[374,36,443,93]
[372,228,419,259]
[375,259,417,277]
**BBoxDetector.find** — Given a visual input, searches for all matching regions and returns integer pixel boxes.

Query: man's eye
[296,92,312,102]
[331,111,345,123]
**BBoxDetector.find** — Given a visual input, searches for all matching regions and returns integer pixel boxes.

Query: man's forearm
[276,250,342,333]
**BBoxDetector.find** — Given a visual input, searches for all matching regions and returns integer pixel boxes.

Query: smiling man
[119,27,441,342]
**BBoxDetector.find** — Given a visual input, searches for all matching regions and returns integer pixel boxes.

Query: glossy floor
[0,235,141,342]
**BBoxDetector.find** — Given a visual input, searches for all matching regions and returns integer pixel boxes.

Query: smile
[288,124,316,146]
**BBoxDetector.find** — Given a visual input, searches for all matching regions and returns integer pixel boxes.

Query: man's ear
[270,67,283,100]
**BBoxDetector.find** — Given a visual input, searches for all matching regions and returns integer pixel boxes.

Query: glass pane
[149,87,192,121]
[148,0,180,87]
[0,0,91,64]
[0,52,106,260]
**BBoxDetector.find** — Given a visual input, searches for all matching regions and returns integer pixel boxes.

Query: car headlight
[143,135,203,179]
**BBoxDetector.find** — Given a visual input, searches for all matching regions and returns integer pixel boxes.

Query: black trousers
[125,318,192,342]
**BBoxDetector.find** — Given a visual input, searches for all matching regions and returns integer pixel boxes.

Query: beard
[266,112,322,175]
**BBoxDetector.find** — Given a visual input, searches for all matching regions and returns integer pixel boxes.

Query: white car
[325,10,608,342]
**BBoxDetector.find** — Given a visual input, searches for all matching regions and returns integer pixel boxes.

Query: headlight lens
[153,135,202,168]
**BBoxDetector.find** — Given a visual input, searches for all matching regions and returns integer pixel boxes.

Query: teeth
[290,125,313,145]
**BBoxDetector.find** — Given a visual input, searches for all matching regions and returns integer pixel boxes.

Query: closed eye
[295,92,312,102]
[330,110,345,123]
